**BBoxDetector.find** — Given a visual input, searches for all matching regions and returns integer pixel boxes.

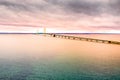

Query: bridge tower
[44,27,46,36]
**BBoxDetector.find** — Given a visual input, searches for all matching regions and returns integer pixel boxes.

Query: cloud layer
[0,0,120,32]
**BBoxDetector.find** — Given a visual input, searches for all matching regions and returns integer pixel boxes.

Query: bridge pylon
[44,27,46,36]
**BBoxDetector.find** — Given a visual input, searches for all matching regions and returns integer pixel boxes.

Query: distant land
[0,33,120,34]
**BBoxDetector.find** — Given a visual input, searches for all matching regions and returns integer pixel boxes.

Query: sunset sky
[0,0,120,33]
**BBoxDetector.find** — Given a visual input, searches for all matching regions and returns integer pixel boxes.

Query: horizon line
[0,32,119,34]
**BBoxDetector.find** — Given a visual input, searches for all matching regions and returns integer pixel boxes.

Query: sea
[0,34,120,80]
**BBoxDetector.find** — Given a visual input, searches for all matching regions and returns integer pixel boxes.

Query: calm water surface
[0,34,120,80]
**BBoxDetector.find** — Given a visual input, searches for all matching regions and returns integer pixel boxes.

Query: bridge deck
[46,34,120,45]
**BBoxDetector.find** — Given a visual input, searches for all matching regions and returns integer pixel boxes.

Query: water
[0,34,120,80]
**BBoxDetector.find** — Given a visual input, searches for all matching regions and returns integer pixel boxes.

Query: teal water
[0,34,120,80]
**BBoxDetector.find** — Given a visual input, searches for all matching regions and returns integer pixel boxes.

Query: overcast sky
[0,0,120,32]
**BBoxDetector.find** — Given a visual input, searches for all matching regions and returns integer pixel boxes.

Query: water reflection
[0,34,120,80]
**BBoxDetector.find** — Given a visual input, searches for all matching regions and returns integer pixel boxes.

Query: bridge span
[45,34,120,45]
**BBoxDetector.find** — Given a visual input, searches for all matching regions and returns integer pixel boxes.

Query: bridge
[45,34,120,45]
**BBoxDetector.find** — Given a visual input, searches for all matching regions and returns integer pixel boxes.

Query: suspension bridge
[42,28,120,45]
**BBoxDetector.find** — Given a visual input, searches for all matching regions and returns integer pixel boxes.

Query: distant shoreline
[0,33,120,34]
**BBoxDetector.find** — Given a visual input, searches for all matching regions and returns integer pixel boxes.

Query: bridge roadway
[45,34,120,45]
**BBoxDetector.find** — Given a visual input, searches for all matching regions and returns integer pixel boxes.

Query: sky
[0,0,120,33]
